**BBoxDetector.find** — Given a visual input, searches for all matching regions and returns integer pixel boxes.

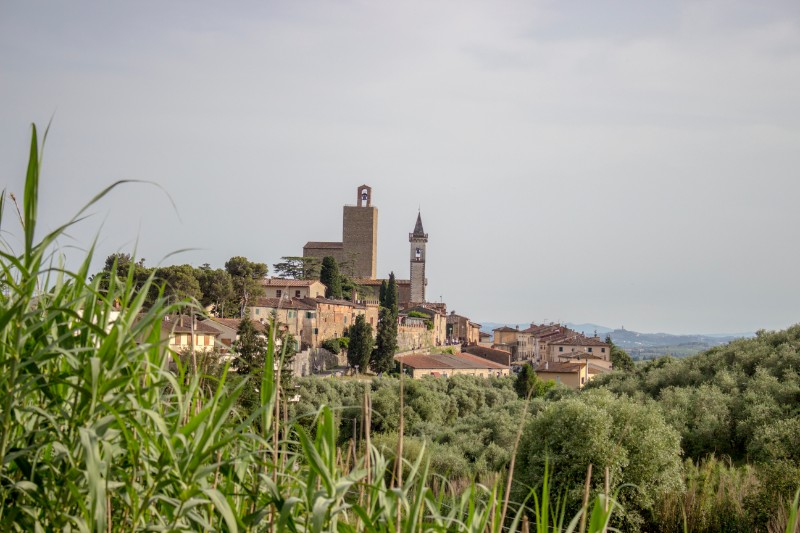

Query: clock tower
[409,212,428,304]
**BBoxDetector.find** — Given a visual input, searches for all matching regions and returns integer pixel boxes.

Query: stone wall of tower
[410,260,425,303]
[342,206,378,279]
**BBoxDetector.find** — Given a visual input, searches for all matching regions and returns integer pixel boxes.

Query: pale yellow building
[534,361,590,389]
[261,278,326,299]
[161,315,222,354]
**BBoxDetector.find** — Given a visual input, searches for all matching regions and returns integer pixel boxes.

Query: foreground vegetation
[2,124,798,531]
[0,125,627,531]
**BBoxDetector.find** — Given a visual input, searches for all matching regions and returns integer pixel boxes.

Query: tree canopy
[225,256,268,317]
[272,256,321,280]
[320,256,343,299]
[347,314,373,373]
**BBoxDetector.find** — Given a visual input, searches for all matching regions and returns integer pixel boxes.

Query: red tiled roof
[396,352,508,370]
[493,326,518,333]
[463,345,511,366]
[162,315,220,335]
[252,297,316,310]
[535,361,586,374]
[353,278,412,286]
[206,317,267,333]
[299,296,366,309]
[303,241,343,249]
[262,278,324,287]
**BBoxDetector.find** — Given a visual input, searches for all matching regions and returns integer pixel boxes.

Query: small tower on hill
[409,211,428,304]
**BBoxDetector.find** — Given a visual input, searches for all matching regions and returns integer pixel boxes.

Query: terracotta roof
[493,326,518,333]
[535,361,586,374]
[162,315,220,335]
[252,297,317,310]
[262,278,324,287]
[303,241,343,249]
[353,278,412,286]
[299,296,366,309]
[463,345,511,366]
[206,317,267,333]
[396,352,508,370]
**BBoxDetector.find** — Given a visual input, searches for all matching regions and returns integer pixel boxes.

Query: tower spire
[412,212,425,237]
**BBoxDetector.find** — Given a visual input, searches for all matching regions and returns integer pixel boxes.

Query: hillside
[479,321,751,359]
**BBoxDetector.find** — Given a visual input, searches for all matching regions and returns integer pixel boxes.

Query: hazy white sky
[2,0,799,334]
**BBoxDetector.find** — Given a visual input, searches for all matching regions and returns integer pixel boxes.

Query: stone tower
[409,211,428,303]
[342,185,378,279]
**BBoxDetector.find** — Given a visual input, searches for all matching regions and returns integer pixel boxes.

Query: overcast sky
[2,1,799,334]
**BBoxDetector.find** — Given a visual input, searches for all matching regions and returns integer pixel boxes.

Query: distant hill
[478,321,753,359]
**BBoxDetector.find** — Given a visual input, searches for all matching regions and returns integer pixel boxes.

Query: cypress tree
[372,271,399,373]
[347,314,373,373]
[320,256,343,299]
[379,280,387,307]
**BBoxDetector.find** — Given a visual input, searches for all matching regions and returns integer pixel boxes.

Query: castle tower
[409,211,428,303]
[342,185,378,279]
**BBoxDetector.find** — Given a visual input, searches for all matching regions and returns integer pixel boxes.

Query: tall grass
[0,123,628,531]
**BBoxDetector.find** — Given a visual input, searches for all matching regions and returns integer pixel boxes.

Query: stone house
[261,278,326,299]
[447,311,481,345]
[404,304,448,346]
[249,297,317,348]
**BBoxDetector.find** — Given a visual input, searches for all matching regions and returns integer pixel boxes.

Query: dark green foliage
[379,280,387,306]
[589,325,800,464]
[347,314,373,373]
[384,272,398,310]
[195,264,234,315]
[606,334,635,371]
[272,256,321,280]
[321,338,341,354]
[513,389,684,532]
[320,256,343,299]
[224,256,268,317]
[232,316,267,374]
[151,264,202,306]
[513,363,555,398]
[372,308,397,373]
[97,253,152,298]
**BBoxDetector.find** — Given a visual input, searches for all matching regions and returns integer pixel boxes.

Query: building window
[276,290,281,298]
[559,347,563,352]
[601,348,606,353]
[255,309,260,315]
[313,328,318,335]
[588,347,593,352]
[295,290,301,297]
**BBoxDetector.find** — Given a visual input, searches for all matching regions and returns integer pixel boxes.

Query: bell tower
[409,211,428,304]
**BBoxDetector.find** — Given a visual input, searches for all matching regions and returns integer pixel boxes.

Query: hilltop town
[149,185,616,389]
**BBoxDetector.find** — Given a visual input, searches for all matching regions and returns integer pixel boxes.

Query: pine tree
[320,256,343,299]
